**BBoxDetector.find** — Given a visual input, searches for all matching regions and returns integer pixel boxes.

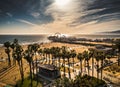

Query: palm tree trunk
[35,56,38,85]
[101,60,103,80]
[118,53,120,66]
[29,63,33,87]
[20,59,24,82]
[52,55,54,65]
[92,57,94,77]
[18,61,24,84]
[80,60,82,76]
[68,58,71,79]
[32,62,34,75]
[46,54,47,62]
[59,57,60,71]
[84,60,86,74]
[63,58,66,77]
[73,57,74,72]
[87,61,90,76]
[97,61,99,79]
[49,54,50,64]
[8,53,11,66]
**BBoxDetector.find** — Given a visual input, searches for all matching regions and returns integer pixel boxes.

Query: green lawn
[16,76,43,87]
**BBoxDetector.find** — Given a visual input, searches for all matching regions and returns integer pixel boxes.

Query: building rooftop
[38,64,58,71]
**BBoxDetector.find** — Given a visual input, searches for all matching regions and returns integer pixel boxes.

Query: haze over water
[0,34,120,45]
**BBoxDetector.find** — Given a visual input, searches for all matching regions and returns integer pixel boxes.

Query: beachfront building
[95,45,113,54]
[38,64,60,80]
[89,45,113,54]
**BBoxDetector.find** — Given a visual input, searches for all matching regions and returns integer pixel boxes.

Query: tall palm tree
[50,47,56,65]
[43,48,48,63]
[77,53,84,76]
[28,44,35,75]
[32,43,40,85]
[11,39,19,65]
[4,41,11,66]
[24,50,33,87]
[114,39,120,66]
[13,45,24,83]
[66,51,71,79]
[83,51,91,75]
[38,48,43,61]
[61,46,67,77]
[99,52,106,80]
[46,48,51,64]
[70,50,76,72]
[54,47,61,66]
[94,51,101,79]
[88,48,95,77]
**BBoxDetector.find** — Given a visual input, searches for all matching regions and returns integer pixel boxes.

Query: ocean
[0,35,50,46]
[0,34,120,46]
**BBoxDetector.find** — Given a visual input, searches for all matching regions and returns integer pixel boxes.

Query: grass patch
[16,76,43,87]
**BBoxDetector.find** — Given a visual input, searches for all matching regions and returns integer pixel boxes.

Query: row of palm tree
[3,39,120,86]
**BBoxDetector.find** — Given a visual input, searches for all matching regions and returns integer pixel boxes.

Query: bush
[53,75,106,87]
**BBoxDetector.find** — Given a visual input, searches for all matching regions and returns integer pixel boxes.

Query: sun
[55,0,70,6]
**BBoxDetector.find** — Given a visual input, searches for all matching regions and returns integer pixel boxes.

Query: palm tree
[50,47,56,65]
[46,48,51,64]
[4,41,11,66]
[99,52,106,80]
[13,45,24,83]
[88,48,95,77]
[114,39,120,66]
[38,48,43,61]
[43,48,48,63]
[58,52,62,71]
[54,47,61,66]
[94,51,101,79]
[24,50,33,87]
[28,44,35,75]
[83,51,91,75]
[77,53,84,76]
[61,46,67,77]
[32,43,40,85]
[70,50,76,72]
[11,39,19,65]
[66,51,71,79]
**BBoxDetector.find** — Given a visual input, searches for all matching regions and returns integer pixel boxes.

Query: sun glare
[55,0,70,6]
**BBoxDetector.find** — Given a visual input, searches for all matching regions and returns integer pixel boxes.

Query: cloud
[17,19,39,26]
[0,0,120,34]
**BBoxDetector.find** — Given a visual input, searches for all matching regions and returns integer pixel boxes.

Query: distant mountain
[102,30,120,33]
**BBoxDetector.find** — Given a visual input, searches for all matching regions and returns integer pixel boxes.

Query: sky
[0,0,120,34]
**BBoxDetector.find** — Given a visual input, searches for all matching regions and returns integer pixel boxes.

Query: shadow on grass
[15,76,43,87]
